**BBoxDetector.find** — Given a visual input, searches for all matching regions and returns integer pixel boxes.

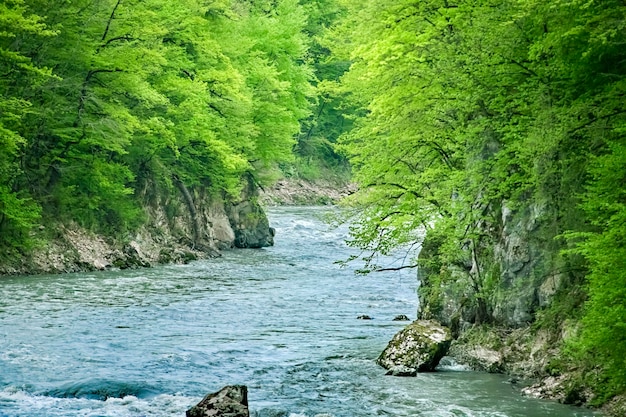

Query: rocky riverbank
[0,177,350,276]
[396,190,626,416]
[448,324,626,416]
[380,318,626,416]
[0,179,274,276]
[259,178,356,206]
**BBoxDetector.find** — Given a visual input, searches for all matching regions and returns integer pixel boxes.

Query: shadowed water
[0,207,598,416]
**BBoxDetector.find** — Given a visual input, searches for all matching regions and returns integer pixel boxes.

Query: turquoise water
[0,207,597,416]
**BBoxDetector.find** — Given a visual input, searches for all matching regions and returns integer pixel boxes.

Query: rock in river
[186,385,249,417]
[377,320,452,375]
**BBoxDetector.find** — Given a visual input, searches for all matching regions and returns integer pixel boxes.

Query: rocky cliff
[413,197,593,406]
[418,198,576,331]
[0,177,274,276]
[259,178,356,206]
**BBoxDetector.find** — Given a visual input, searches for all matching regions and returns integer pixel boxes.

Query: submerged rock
[377,320,452,374]
[393,314,410,321]
[357,315,373,320]
[186,385,249,417]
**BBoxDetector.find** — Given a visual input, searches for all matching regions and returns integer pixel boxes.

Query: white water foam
[437,356,471,372]
[0,387,196,417]
[287,414,335,417]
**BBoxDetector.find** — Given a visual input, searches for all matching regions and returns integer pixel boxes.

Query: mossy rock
[377,320,452,374]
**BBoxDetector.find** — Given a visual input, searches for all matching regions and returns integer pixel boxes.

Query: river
[0,207,597,416]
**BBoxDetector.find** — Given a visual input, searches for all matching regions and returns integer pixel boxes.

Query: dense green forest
[1,0,625,411]
[0,0,347,253]
[329,0,626,409]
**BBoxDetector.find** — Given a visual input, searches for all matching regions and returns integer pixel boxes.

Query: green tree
[224,0,315,182]
[293,0,351,180]
[572,144,626,401]
[0,0,54,248]
[538,0,626,401]
[329,0,526,322]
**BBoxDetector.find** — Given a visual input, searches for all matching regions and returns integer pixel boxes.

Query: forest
[1,0,625,412]
[0,0,347,251]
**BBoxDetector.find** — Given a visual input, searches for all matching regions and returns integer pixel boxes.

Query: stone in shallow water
[393,314,410,321]
[377,319,452,374]
[186,385,249,417]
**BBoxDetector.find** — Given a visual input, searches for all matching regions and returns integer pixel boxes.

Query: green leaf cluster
[0,0,54,248]
[289,0,353,181]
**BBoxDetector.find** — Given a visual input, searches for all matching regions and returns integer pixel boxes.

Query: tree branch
[181,69,195,80]
[86,68,125,81]
[102,0,123,41]
[208,103,226,118]
[507,57,543,81]
[374,264,418,272]
[568,109,626,134]
[98,34,136,52]
[76,68,124,124]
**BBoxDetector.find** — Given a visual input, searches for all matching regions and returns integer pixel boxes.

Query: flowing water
[0,207,597,417]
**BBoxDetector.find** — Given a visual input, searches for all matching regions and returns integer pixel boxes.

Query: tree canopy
[0,0,315,243]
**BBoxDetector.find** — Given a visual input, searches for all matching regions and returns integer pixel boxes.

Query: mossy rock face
[377,320,452,374]
[227,195,274,249]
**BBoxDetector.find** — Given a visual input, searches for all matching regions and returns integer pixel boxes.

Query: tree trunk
[172,174,201,248]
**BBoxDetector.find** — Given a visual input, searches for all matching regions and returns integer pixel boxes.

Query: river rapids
[0,207,597,417]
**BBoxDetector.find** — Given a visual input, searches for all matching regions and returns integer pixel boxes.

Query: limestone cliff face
[0,177,274,276]
[417,199,572,329]
[414,195,589,403]
[490,200,566,326]
[404,198,581,407]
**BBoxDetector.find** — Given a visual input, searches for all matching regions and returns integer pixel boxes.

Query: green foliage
[291,0,351,179]
[222,0,314,172]
[567,142,626,401]
[0,0,316,251]
[328,0,626,402]
[0,185,41,250]
[328,0,524,323]
[0,0,56,249]
[55,160,143,234]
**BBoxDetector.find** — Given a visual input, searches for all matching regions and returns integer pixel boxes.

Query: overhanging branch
[374,264,418,272]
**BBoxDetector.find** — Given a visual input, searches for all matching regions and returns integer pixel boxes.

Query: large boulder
[226,177,274,249]
[227,198,275,248]
[377,320,452,376]
[186,385,249,417]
